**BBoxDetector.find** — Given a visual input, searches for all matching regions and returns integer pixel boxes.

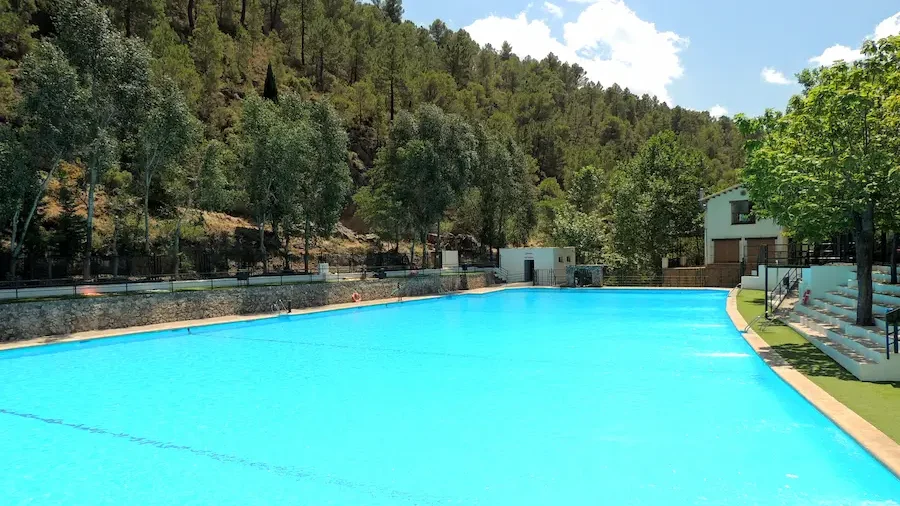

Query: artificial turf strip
[737,289,900,444]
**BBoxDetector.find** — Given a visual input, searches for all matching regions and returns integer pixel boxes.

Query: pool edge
[0,284,534,354]
[725,291,900,478]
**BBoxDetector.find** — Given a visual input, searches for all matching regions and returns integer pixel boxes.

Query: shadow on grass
[756,320,900,388]
[761,342,859,380]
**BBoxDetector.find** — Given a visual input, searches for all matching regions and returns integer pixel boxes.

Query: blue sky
[403,0,900,117]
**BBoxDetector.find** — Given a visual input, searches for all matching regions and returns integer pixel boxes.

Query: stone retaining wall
[0,273,489,342]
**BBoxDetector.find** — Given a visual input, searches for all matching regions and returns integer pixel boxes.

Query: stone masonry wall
[0,273,489,342]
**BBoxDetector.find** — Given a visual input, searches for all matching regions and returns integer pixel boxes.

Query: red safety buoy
[351,292,362,303]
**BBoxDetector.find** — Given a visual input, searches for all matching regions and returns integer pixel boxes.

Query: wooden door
[746,237,777,271]
[713,239,740,264]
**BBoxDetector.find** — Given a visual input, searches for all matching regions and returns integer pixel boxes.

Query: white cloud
[761,67,792,85]
[809,44,863,66]
[543,2,564,17]
[466,0,687,104]
[874,12,900,39]
[809,11,900,67]
[709,105,728,117]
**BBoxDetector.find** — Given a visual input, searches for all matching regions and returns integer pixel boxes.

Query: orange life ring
[351,292,362,303]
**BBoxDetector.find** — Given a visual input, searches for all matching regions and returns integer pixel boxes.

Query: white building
[499,247,576,283]
[703,184,786,272]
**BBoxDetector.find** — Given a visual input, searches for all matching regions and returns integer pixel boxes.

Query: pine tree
[263,62,278,102]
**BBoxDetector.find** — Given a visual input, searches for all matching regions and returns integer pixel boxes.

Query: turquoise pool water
[1,289,899,505]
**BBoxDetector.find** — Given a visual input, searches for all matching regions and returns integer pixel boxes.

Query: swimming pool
[1,289,898,505]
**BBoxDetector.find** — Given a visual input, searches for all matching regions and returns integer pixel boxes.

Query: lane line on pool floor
[0,407,461,505]
[725,292,900,478]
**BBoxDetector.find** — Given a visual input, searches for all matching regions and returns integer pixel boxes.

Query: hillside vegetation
[0,0,743,277]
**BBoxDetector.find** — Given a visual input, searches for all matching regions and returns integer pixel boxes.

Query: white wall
[499,247,575,281]
[798,265,856,299]
[705,185,785,264]
[442,250,459,268]
[741,265,794,291]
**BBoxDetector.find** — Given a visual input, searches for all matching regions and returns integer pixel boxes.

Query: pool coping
[725,291,900,478]
[0,283,531,353]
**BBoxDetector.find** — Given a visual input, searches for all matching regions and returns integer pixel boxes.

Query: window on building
[731,200,756,225]
[558,256,563,262]
[567,256,571,262]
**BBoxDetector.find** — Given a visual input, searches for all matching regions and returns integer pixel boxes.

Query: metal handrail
[766,266,801,319]
[885,307,900,359]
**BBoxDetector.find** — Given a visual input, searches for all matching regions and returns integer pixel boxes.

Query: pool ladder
[273,299,291,313]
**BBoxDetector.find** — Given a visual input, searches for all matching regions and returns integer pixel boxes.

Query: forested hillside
[0,0,744,278]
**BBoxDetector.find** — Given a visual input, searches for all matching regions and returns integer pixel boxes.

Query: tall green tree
[10,41,89,274]
[737,36,900,325]
[52,0,153,277]
[368,104,475,263]
[135,79,201,253]
[610,131,705,274]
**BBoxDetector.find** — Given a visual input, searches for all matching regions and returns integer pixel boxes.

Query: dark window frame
[731,200,756,225]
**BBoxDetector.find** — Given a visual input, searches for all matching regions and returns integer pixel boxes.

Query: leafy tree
[102,0,158,38]
[295,98,351,271]
[609,131,705,274]
[102,166,134,276]
[191,0,224,112]
[375,0,402,24]
[10,41,89,273]
[0,0,36,60]
[567,164,605,214]
[149,12,202,108]
[368,104,475,263]
[52,0,153,277]
[737,36,900,325]
[135,79,201,253]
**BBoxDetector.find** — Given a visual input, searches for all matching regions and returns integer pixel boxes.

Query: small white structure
[499,247,575,282]
[703,184,787,270]
[441,250,459,268]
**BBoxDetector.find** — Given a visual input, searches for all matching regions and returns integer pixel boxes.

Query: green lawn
[737,289,900,443]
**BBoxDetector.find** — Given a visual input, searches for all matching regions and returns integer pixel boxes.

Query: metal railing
[765,266,801,319]
[533,268,567,287]
[885,307,900,360]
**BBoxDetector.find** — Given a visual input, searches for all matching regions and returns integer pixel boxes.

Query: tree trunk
[188,0,196,31]
[304,217,310,274]
[83,167,97,279]
[421,231,426,269]
[892,232,898,285]
[144,174,151,254]
[300,0,306,66]
[854,204,876,326]
[112,215,120,277]
[317,47,324,91]
[389,75,395,121]
[11,158,61,275]
[240,0,247,28]
[124,4,133,37]
[436,220,440,268]
[174,215,182,276]
[410,235,415,267]
[283,226,291,271]
[258,214,266,273]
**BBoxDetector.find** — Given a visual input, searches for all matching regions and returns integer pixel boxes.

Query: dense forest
[0,0,744,278]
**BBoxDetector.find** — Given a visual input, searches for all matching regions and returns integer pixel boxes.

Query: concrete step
[823,291,897,315]
[848,278,900,297]
[796,301,887,345]
[852,265,894,275]
[784,318,892,381]
[790,308,887,362]
[835,286,900,309]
